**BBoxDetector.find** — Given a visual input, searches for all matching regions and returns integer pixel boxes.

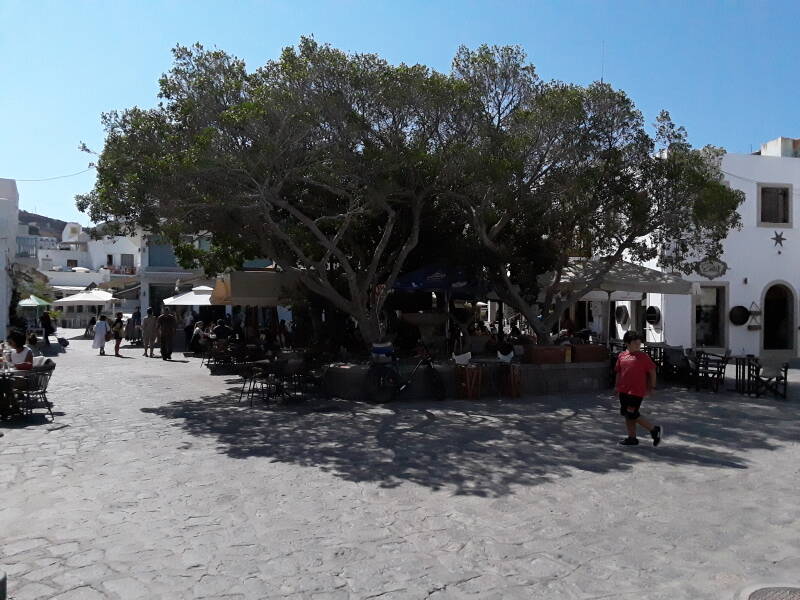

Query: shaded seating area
[686,350,731,393]
[0,357,57,422]
[734,356,789,399]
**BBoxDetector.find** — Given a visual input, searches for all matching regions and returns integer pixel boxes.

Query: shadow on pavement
[140,386,800,497]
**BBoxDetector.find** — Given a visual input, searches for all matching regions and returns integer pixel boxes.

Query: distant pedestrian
[40,311,55,345]
[157,308,178,360]
[614,330,662,447]
[183,310,194,347]
[212,319,232,340]
[141,308,158,357]
[85,315,97,338]
[189,321,205,353]
[93,315,110,356]
[112,312,125,357]
[277,319,291,348]
[132,308,142,344]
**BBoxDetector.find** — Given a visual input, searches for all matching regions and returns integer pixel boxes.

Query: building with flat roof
[610,137,800,360]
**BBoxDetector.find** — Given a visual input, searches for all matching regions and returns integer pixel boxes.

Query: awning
[163,285,213,306]
[561,260,698,296]
[394,265,484,296]
[18,295,51,308]
[53,289,115,306]
[210,271,298,306]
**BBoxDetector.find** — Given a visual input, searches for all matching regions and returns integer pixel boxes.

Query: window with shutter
[760,186,790,224]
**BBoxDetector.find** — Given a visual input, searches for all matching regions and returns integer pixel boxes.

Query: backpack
[58,337,69,348]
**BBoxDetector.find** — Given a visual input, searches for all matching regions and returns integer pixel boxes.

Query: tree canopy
[450,44,743,341]
[78,39,743,345]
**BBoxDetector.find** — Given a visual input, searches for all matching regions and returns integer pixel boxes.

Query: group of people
[186,318,293,354]
[90,307,294,360]
[92,308,179,359]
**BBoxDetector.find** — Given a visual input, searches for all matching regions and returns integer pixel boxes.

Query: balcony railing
[106,266,138,275]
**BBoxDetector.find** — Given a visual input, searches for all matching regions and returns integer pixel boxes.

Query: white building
[138,234,203,314]
[28,222,141,294]
[0,179,20,335]
[616,137,800,359]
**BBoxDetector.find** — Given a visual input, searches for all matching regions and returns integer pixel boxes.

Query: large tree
[78,39,469,344]
[450,44,744,342]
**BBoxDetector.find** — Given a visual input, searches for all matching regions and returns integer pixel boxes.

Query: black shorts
[619,392,643,416]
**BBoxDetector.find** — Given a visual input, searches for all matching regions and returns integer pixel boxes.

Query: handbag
[105,331,113,342]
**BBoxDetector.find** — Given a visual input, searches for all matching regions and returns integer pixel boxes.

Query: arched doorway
[763,284,794,351]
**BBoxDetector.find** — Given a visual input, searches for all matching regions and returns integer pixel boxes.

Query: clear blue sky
[1,0,798,223]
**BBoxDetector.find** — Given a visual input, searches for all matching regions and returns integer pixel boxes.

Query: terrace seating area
[607,340,789,400]
[0,357,57,422]
[197,337,327,406]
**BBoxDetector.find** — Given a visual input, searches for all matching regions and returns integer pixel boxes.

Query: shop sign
[695,258,728,280]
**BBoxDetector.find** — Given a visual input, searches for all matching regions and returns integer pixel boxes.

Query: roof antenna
[600,40,605,83]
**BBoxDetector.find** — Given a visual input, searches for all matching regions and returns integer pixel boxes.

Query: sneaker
[619,437,639,446]
[651,426,663,447]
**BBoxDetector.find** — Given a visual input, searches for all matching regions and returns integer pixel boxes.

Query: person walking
[111,312,125,357]
[615,330,663,447]
[157,308,178,360]
[182,310,194,349]
[141,308,158,357]
[277,319,291,348]
[93,315,110,356]
[39,311,55,345]
[85,315,97,339]
[132,307,142,341]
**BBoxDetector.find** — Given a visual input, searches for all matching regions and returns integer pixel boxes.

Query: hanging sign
[695,258,728,280]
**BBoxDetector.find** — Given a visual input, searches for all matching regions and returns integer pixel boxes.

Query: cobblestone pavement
[2,331,800,599]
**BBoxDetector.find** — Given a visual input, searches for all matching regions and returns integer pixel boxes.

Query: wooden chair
[661,345,689,382]
[749,358,789,399]
[206,340,233,370]
[689,350,730,393]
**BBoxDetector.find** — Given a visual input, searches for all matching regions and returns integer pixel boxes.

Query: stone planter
[524,345,567,364]
[571,344,610,363]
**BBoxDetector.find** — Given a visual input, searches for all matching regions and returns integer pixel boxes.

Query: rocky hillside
[18,210,68,238]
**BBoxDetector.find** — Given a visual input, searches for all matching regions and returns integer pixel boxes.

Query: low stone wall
[323,361,611,401]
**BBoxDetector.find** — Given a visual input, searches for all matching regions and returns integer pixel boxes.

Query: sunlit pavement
[2,330,799,599]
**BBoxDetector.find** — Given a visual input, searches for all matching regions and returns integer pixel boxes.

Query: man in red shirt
[614,330,663,446]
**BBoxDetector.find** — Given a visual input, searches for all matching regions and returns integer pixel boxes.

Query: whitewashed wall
[0,178,19,335]
[658,151,800,354]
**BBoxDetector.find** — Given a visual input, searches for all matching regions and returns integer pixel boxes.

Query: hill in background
[19,210,68,238]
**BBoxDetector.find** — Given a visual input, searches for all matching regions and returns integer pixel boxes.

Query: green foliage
[78,39,474,343]
[77,39,744,344]
[448,46,743,340]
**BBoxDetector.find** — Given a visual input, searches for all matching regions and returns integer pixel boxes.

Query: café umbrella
[163,285,214,307]
[53,289,114,306]
[18,295,52,319]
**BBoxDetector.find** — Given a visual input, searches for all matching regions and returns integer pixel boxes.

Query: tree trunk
[356,313,383,346]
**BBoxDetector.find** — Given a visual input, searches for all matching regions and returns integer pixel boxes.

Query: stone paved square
[2,331,800,599]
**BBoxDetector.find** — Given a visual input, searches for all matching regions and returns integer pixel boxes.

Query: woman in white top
[6,330,33,370]
[93,315,110,356]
